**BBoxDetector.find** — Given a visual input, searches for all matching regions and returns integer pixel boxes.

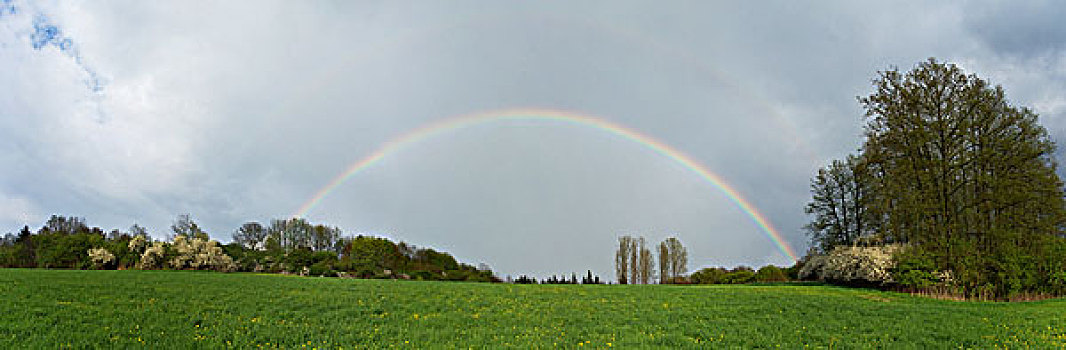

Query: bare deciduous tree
[615,236,633,284]
[658,237,688,283]
[637,236,654,284]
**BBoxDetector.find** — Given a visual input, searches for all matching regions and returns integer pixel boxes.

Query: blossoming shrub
[87,248,115,269]
[798,244,905,285]
[137,242,167,270]
[167,235,236,272]
[128,235,147,254]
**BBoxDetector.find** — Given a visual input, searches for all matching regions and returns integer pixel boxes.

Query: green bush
[282,248,315,273]
[892,250,939,289]
[689,267,727,284]
[0,245,17,267]
[409,270,434,280]
[754,266,788,282]
[721,270,755,284]
[1049,271,1066,294]
[308,261,336,277]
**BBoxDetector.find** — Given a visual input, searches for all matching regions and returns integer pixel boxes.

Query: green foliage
[105,237,138,270]
[32,232,105,269]
[1050,272,1066,294]
[784,261,803,280]
[0,245,15,267]
[3,215,494,282]
[892,248,940,289]
[222,226,493,282]
[340,235,403,271]
[721,270,755,284]
[805,58,1066,297]
[688,267,726,284]
[690,266,779,285]
[413,248,459,272]
[753,265,788,282]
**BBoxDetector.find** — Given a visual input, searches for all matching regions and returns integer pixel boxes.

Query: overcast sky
[2,1,1064,279]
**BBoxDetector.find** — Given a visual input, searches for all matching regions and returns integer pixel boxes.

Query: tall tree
[658,237,688,283]
[668,237,688,282]
[861,59,1065,247]
[629,237,639,284]
[233,222,267,250]
[637,236,655,284]
[614,236,633,284]
[658,241,669,284]
[311,224,341,252]
[847,58,1066,296]
[266,218,314,251]
[804,154,876,251]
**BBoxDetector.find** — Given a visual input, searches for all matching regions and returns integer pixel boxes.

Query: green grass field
[0,269,1063,348]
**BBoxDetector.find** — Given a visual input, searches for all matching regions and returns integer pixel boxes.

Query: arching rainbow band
[292,108,798,261]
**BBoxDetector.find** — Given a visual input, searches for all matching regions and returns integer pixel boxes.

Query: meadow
[1,269,1063,348]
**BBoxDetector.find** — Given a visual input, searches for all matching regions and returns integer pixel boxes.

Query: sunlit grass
[0,269,1063,348]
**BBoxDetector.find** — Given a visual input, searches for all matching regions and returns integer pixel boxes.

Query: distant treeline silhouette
[509,270,603,285]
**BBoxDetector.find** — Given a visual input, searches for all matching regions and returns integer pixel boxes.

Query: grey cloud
[3,1,1066,279]
[964,1,1066,57]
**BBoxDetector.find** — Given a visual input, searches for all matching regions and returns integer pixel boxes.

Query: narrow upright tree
[614,236,633,284]
[658,241,669,284]
[637,237,655,284]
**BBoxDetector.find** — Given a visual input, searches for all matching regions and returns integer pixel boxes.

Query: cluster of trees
[0,215,234,271]
[528,270,603,285]
[804,59,1066,298]
[224,218,498,282]
[0,214,499,283]
[614,236,688,284]
[689,265,792,284]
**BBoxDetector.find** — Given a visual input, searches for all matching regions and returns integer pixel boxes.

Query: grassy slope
[0,269,1063,348]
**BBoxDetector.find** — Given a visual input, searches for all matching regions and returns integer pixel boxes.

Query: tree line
[509,270,604,285]
[0,214,498,283]
[803,59,1066,298]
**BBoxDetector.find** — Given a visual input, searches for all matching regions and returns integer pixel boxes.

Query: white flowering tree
[168,235,236,272]
[798,244,904,285]
[87,247,115,269]
[137,242,167,270]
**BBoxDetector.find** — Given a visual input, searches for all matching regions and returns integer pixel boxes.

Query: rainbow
[292,108,798,261]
